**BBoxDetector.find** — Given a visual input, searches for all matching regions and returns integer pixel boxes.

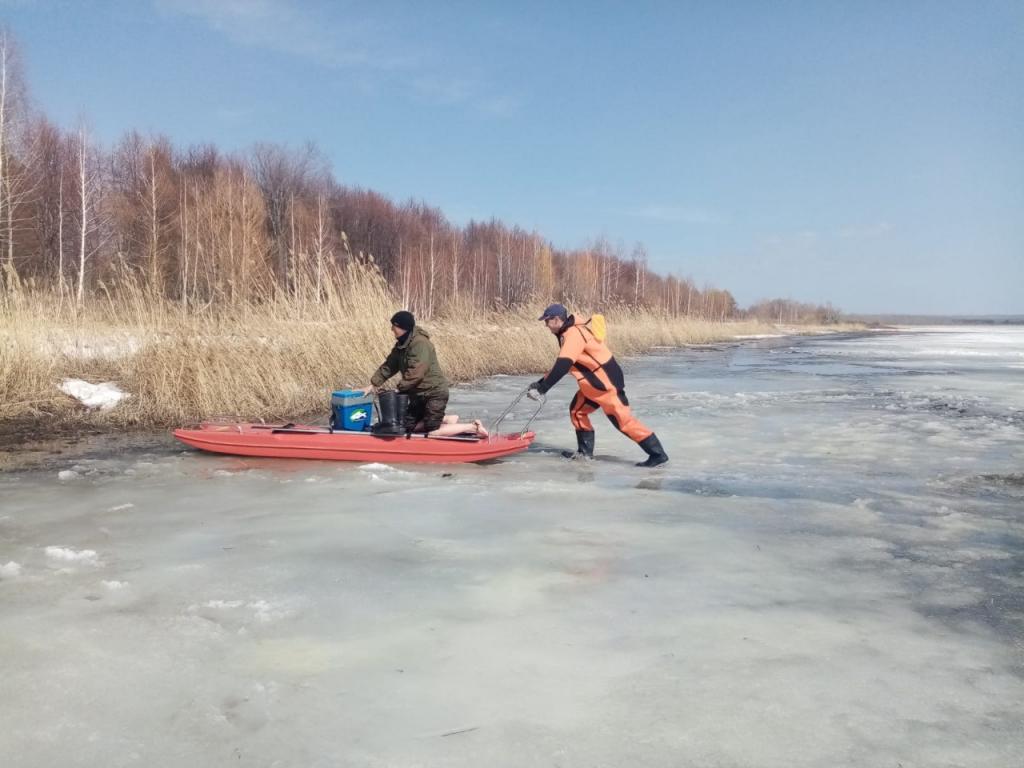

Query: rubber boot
[562,430,595,460]
[636,434,668,467]
[376,391,397,426]
[372,392,403,435]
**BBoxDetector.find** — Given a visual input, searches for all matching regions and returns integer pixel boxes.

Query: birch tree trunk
[75,127,87,307]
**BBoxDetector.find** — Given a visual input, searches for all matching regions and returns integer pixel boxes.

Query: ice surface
[59,378,129,410]
[1,327,1022,767]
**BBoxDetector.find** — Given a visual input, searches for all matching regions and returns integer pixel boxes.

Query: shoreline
[1,325,868,469]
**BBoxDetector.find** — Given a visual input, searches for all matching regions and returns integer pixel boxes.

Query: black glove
[527,378,545,399]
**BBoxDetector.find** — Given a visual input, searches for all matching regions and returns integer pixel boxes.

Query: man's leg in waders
[405,391,450,433]
[564,390,597,459]
[593,387,669,468]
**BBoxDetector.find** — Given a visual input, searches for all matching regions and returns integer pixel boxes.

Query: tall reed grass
[0,264,858,429]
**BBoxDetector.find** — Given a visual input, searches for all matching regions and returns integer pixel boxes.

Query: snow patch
[102,580,128,590]
[1,561,22,578]
[109,503,135,511]
[57,469,79,481]
[60,379,129,410]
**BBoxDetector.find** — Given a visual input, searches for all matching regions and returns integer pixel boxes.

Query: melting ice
[1,326,1022,767]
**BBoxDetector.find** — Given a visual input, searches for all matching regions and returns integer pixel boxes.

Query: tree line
[0,30,836,322]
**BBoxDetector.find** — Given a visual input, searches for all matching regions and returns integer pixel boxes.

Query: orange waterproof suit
[535,316,653,444]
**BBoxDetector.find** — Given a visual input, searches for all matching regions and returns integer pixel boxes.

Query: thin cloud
[155,0,412,71]
[628,205,724,225]
[412,74,477,107]
[412,75,523,117]
[214,105,256,123]
[157,0,521,116]
[837,221,893,239]
[761,230,820,249]
[478,94,523,118]
[762,222,892,250]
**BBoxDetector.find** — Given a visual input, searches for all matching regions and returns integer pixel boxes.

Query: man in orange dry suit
[528,303,669,467]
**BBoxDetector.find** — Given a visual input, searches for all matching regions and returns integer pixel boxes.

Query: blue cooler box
[331,390,374,431]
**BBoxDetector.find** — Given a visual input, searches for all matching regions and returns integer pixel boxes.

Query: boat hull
[173,423,534,464]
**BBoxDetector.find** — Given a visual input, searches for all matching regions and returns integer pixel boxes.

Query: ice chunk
[359,462,395,471]
[0,561,22,578]
[59,378,129,410]
[203,600,245,609]
[57,469,79,481]
[44,546,100,565]
[359,462,415,478]
[248,600,278,623]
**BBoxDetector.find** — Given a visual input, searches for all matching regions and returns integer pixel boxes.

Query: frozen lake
[2,326,1022,767]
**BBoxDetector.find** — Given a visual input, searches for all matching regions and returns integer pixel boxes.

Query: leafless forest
[0,31,836,323]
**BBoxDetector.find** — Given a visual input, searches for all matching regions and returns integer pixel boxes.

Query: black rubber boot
[372,392,404,435]
[396,393,412,431]
[377,392,396,426]
[636,434,668,467]
[562,430,595,460]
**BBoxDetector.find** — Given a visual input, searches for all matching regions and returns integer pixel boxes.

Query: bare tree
[312,192,334,301]
[72,125,107,307]
[0,29,30,287]
[631,243,648,307]
[249,142,325,294]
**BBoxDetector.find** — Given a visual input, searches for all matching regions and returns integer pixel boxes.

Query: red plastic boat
[173,422,535,464]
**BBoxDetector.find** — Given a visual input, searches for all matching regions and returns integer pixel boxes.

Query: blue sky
[4,0,1022,313]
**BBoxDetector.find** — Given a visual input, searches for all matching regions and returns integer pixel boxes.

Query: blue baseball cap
[538,303,568,321]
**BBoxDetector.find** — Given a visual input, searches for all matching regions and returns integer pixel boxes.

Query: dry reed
[0,265,859,429]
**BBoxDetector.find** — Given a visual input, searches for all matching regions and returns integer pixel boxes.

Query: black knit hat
[390,310,415,332]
